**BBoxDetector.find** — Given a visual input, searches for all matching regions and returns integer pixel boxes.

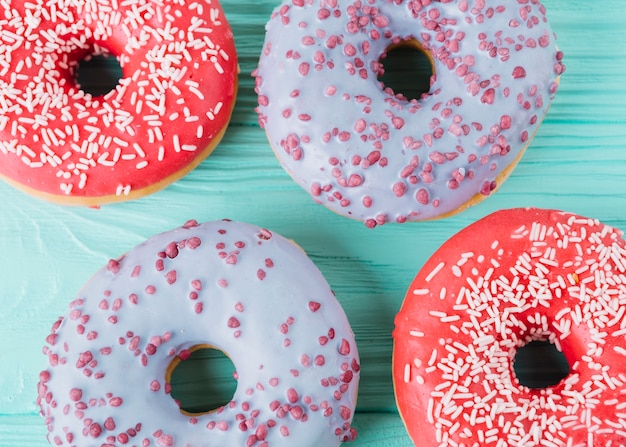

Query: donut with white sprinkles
[254,0,564,227]
[37,220,359,446]
[0,0,238,205]
[393,208,626,446]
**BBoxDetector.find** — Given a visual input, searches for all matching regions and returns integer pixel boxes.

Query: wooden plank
[0,413,413,447]
[1,0,625,446]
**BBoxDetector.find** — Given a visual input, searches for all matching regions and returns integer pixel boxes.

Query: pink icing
[38,220,359,447]
[255,0,565,227]
[393,208,626,445]
[0,0,237,204]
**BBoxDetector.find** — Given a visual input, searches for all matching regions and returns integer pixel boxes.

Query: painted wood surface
[1,1,625,446]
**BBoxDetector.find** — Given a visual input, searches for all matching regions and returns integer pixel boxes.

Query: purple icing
[255,0,564,227]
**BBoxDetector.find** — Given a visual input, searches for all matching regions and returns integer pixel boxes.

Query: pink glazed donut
[255,0,564,227]
[394,208,626,446]
[38,220,359,447]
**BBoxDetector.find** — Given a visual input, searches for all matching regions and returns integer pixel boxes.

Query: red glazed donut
[393,208,626,446]
[38,220,359,447]
[255,0,564,227]
[0,0,238,206]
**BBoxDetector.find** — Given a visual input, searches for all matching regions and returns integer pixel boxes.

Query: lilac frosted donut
[37,220,359,447]
[255,0,565,227]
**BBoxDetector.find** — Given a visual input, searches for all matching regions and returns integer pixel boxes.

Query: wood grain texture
[1,0,625,445]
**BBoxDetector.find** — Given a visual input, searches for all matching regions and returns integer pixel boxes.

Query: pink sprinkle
[89,423,102,438]
[287,388,299,403]
[428,151,446,164]
[340,405,352,420]
[416,188,429,205]
[165,242,178,259]
[178,349,191,361]
[393,182,407,197]
[354,118,366,133]
[228,317,241,328]
[299,62,310,76]
[256,423,268,440]
[311,182,322,197]
[290,406,304,420]
[500,115,512,130]
[339,339,351,355]
[186,237,201,249]
[481,88,495,104]
[129,336,140,351]
[150,380,161,392]
[308,301,321,312]
[107,260,120,274]
[481,180,497,195]
[146,285,156,295]
[104,417,116,431]
[258,229,272,240]
[512,66,527,79]
[165,270,177,284]
[391,116,405,129]
[347,174,363,187]
[69,388,82,402]
[315,355,326,366]
[157,435,173,446]
[76,351,93,368]
[341,370,354,383]
[183,220,199,229]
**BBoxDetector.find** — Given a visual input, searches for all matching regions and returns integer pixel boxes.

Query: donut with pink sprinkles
[37,220,359,447]
[255,0,565,227]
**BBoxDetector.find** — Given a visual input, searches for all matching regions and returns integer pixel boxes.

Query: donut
[37,220,360,446]
[0,0,238,206]
[393,208,626,446]
[254,1,565,227]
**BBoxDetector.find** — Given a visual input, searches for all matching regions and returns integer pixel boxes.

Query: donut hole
[167,345,238,415]
[513,340,570,389]
[75,52,123,97]
[377,39,435,102]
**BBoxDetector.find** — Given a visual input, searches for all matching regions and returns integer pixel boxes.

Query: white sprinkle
[614,346,626,356]
[426,262,445,282]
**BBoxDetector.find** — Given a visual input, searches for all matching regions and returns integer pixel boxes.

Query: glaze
[393,208,626,446]
[0,0,238,205]
[38,220,359,446]
[255,0,564,227]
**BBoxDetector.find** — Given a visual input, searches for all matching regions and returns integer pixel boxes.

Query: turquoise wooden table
[1,1,625,446]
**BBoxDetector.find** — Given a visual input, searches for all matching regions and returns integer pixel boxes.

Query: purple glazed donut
[255,0,564,227]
